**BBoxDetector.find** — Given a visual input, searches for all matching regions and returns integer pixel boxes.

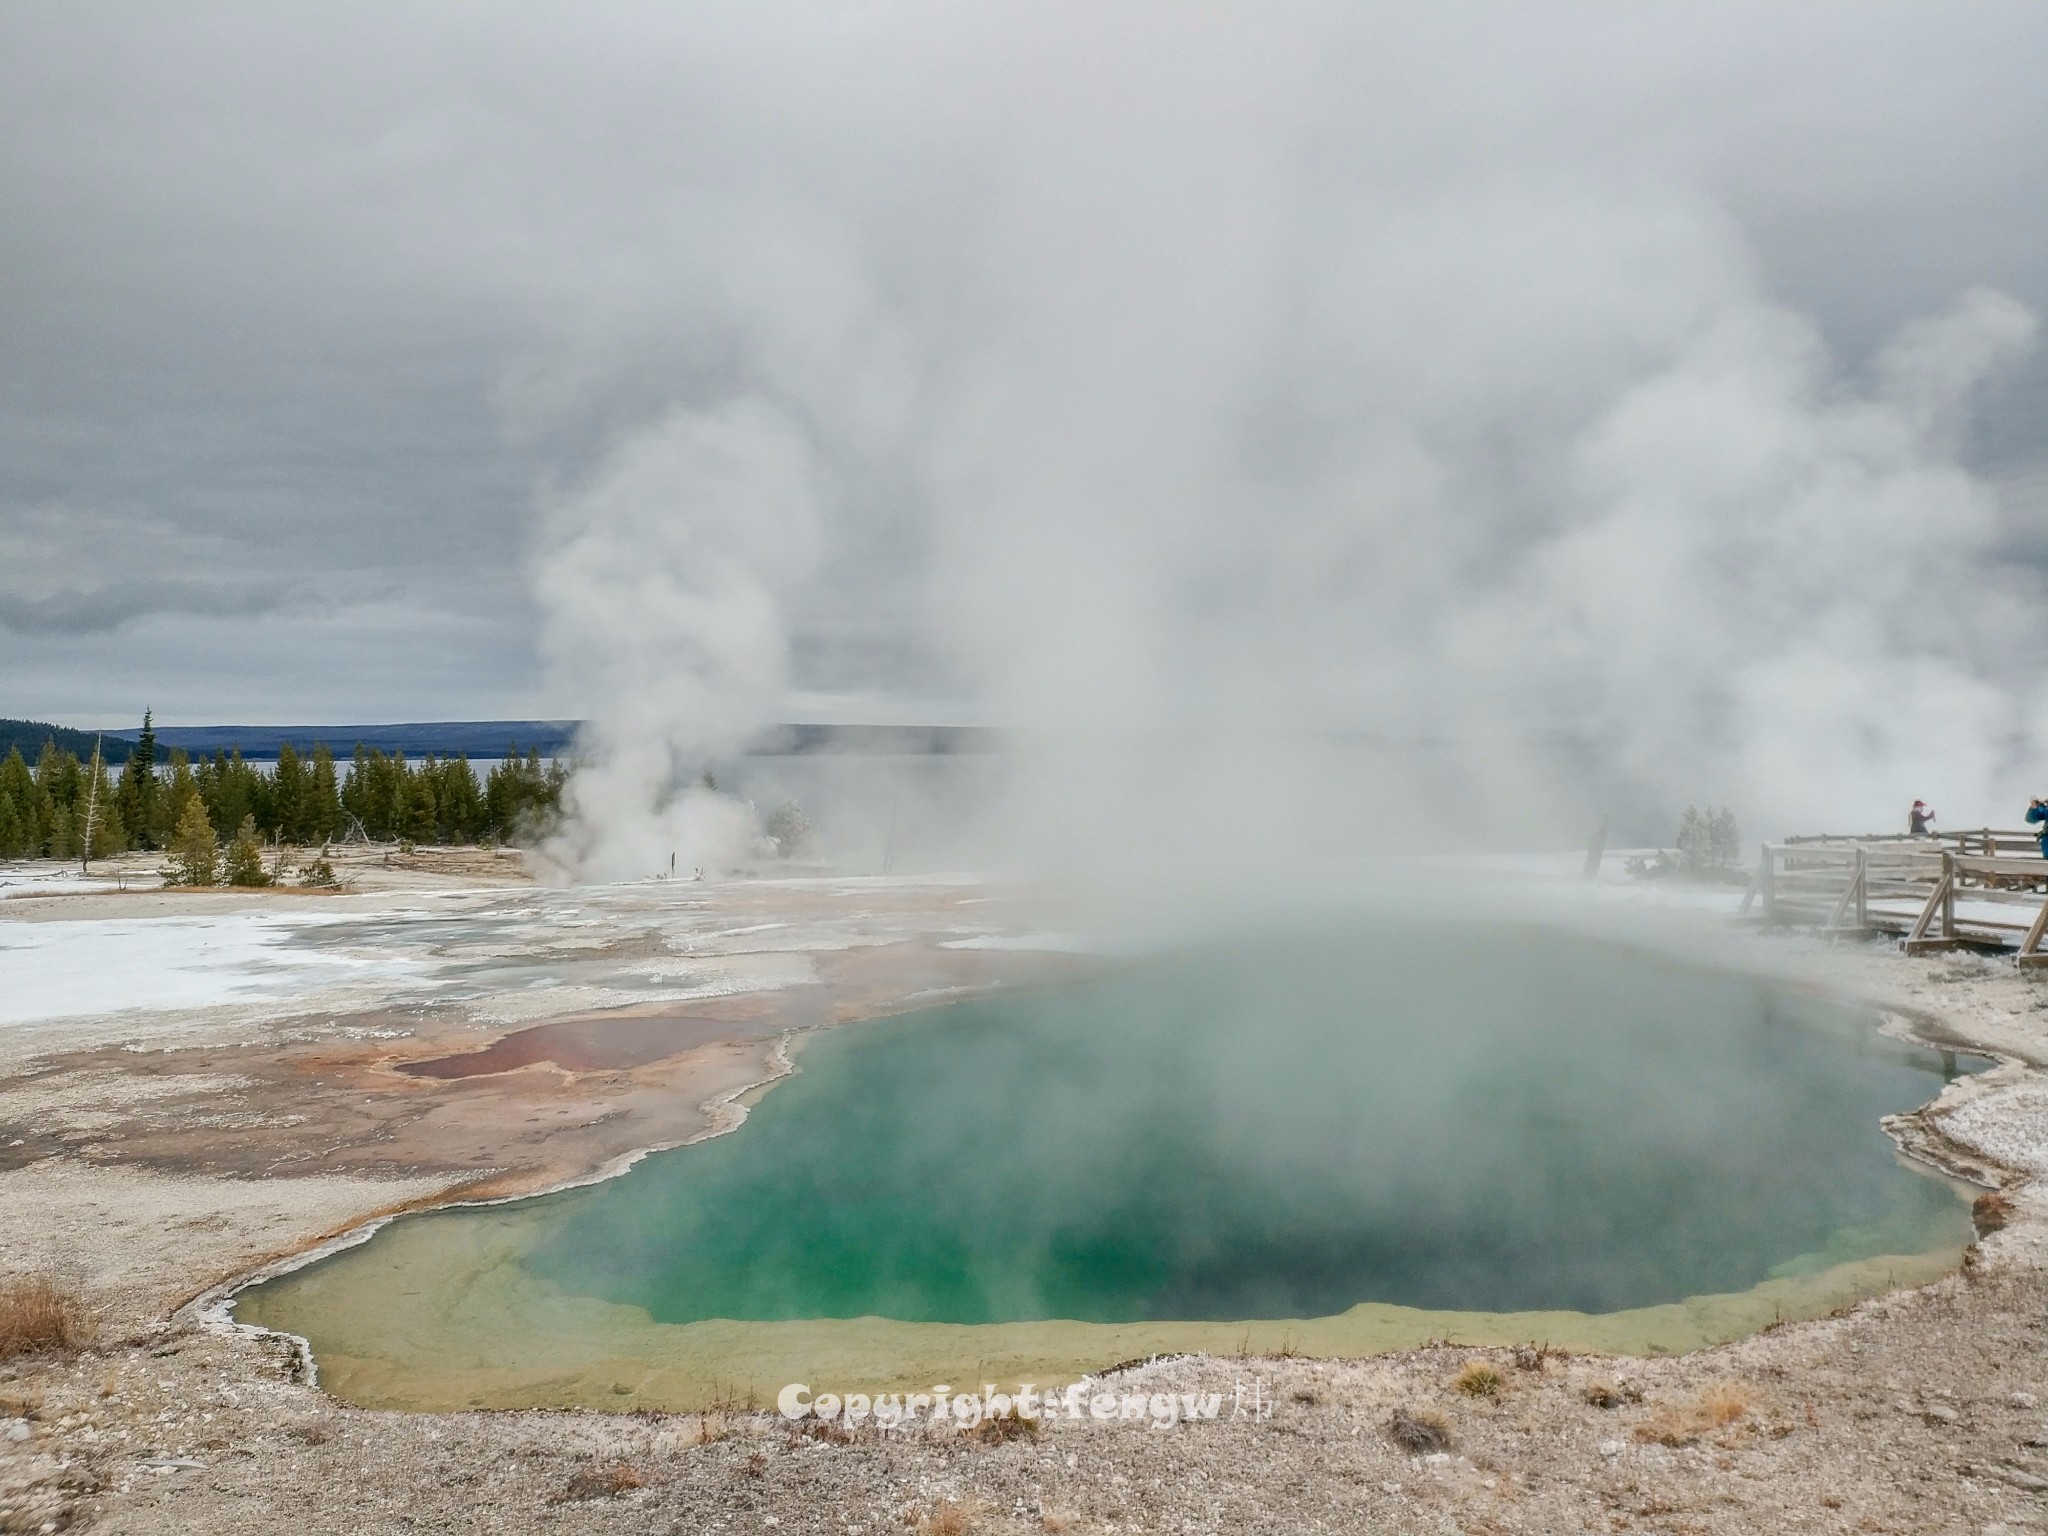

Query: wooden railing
[1740,833,2048,967]
[1783,827,2043,858]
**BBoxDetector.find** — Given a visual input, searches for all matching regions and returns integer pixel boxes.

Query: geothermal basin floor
[0,845,2045,1534]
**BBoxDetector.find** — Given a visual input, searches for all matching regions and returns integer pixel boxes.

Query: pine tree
[1708,807,1740,869]
[0,787,21,860]
[222,813,269,887]
[273,742,308,843]
[161,750,200,841]
[310,745,343,844]
[36,745,82,859]
[1675,805,1708,875]
[403,766,439,845]
[481,747,567,844]
[206,750,259,843]
[438,756,483,843]
[345,746,408,840]
[766,799,812,857]
[49,803,76,861]
[87,800,126,861]
[117,710,159,850]
[166,797,219,886]
[0,747,35,858]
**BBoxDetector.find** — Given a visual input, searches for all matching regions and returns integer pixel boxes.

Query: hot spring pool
[233,923,1979,1411]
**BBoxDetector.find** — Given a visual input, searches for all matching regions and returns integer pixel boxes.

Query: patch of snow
[0,914,413,1028]
[0,862,127,898]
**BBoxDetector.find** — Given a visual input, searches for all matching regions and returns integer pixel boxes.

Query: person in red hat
[1909,800,1936,836]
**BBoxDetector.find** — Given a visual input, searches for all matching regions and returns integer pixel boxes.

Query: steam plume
[528,4,2043,884]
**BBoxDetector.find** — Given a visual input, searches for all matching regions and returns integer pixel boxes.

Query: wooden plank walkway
[1740,830,2048,967]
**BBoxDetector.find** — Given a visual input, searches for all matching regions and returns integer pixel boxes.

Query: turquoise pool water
[514,924,1971,1325]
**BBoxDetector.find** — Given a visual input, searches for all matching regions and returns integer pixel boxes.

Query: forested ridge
[0,717,132,765]
[0,712,565,860]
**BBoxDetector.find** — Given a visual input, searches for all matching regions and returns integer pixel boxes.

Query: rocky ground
[2,853,2045,1534]
[4,1262,2043,1534]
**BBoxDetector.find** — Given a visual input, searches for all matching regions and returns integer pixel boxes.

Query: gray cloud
[0,3,2043,807]
[0,579,287,636]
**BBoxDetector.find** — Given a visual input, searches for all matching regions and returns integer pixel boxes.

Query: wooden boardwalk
[1740,829,2048,966]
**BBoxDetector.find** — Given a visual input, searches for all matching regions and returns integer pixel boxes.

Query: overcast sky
[3,2,2044,732]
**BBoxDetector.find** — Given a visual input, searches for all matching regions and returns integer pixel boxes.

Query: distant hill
[85,719,1001,761]
[102,720,580,761]
[0,718,133,764]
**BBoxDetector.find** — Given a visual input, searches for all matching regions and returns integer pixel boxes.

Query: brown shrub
[0,1276,95,1362]
[1583,1378,1642,1409]
[1973,1190,2013,1237]
[556,1462,646,1502]
[1387,1405,1453,1454]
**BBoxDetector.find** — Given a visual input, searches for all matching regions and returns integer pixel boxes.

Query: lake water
[234,922,1978,1410]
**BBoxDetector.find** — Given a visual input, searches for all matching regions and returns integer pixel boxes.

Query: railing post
[2020,888,2048,968]
[1941,851,1956,940]
[1824,846,1863,938]
[1854,845,1868,930]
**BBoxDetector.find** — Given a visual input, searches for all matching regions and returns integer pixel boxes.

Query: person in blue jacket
[2029,799,2048,856]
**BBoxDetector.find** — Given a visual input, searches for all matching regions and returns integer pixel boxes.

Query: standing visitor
[2029,799,2048,857]
[1910,800,1936,835]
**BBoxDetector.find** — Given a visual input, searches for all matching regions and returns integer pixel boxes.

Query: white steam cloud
[528,4,2045,885]
[535,402,822,879]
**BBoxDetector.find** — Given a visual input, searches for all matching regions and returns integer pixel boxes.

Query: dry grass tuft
[1453,1360,1505,1399]
[0,1275,96,1362]
[1039,1509,1082,1534]
[1512,1342,1553,1373]
[972,1409,1043,1445]
[1696,1381,1752,1427]
[1387,1405,1453,1454]
[1634,1404,1702,1447]
[557,1462,647,1502]
[906,1497,989,1534]
[1633,1382,1753,1446]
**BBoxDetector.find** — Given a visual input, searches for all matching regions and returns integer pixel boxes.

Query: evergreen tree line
[1625,804,1743,882]
[0,713,566,860]
[1675,804,1742,872]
